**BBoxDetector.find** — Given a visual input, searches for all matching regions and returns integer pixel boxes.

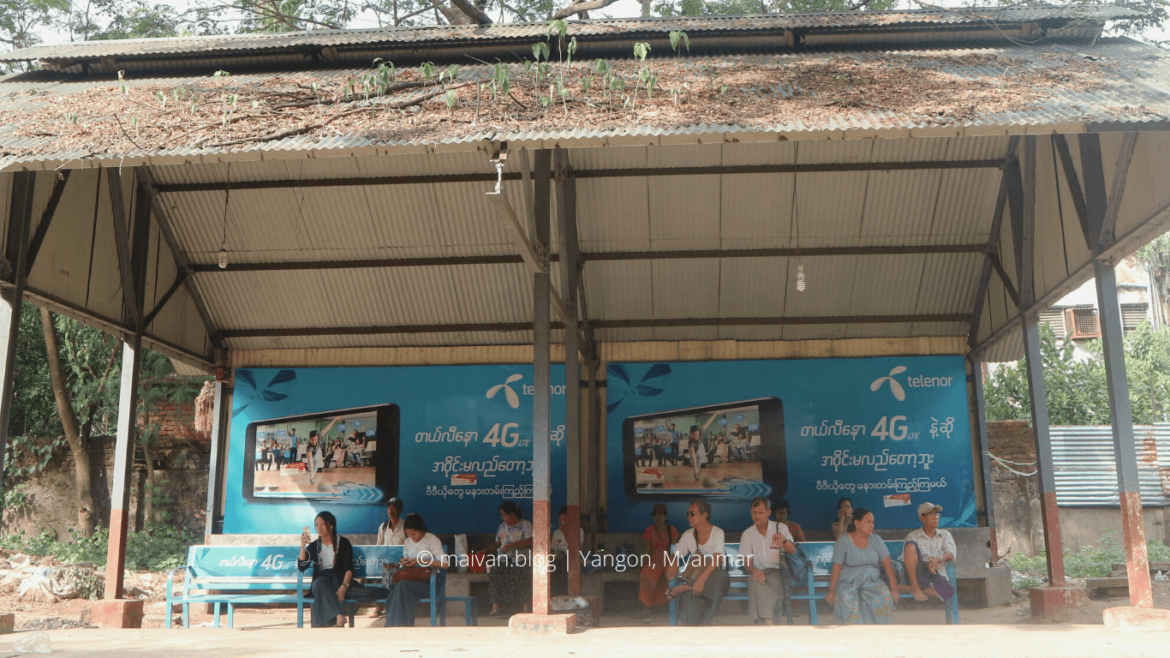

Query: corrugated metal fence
[1051,424,1170,507]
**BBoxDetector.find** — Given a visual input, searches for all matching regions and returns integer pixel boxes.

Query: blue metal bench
[792,540,959,625]
[667,544,794,626]
[166,545,476,628]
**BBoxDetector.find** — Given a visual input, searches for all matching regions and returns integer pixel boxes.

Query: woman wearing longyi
[297,511,387,627]
[825,507,898,625]
[474,501,534,616]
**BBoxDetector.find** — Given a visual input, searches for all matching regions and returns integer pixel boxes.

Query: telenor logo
[871,366,908,401]
[487,373,523,409]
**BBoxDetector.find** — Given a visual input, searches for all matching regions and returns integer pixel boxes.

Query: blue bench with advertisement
[667,541,958,625]
[166,545,476,628]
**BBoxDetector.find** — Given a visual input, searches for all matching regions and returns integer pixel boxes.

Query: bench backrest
[183,545,405,592]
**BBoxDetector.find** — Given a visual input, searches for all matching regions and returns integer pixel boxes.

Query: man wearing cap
[902,502,957,602]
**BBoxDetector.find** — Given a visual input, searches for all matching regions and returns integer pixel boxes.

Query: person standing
[741,497,796,625]
[638,503,679,617]
[669,423,680,466]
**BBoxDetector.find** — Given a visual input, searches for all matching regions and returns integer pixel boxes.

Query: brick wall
[986,419,1036,469]
[139,401,209,452]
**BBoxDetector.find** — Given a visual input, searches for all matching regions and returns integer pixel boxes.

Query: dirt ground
[3,571,1169,630]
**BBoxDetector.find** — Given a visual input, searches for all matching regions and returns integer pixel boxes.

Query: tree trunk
[40,308,96,537]
[641,0,651,16]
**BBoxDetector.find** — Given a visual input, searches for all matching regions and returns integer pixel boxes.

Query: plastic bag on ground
[14,631,52,653]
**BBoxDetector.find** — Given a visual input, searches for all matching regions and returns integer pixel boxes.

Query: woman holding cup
[297,511,387,627]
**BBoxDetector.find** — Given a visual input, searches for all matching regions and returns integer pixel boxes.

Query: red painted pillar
[105,337,142,599]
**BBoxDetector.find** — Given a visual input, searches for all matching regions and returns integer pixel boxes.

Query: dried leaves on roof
[0,50,1149,158]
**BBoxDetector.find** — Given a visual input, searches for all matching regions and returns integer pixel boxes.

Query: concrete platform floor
[0,624,1165,657]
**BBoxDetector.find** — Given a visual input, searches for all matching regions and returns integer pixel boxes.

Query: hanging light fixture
[796,263,806,292]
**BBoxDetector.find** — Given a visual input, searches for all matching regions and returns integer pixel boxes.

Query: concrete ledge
[0,613,13,635]
[509,613,576,634]
[1103,606,1170,632]
[82,599,144,629]
[1028,586,1088,621]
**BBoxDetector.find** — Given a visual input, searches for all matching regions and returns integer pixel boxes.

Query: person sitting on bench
[772,497,806,543]
[384,513,446,627]
[741,497,797,625]
[902,502,957,602]
[665,500,729,626]
[298,511,388,627]
[825,507,898,625]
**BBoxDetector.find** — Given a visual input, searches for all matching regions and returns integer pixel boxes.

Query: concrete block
[983,567,1013,607]
[1103,606,1170,632]
[1087,577,1130,599]
[1028,586,1088,620]
[508,612,576,635]
[0,613,13,634]
[82,599,145,628]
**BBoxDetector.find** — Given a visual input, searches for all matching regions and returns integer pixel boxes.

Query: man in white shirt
[903,502,957,602]
[377,498,406,546]
[741,497,797,625]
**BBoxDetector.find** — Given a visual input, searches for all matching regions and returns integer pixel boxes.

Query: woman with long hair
[384,513,446,626]
[297,511,387,627]
[474,501,534,616]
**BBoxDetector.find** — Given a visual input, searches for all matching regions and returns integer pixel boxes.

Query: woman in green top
[825,508,898,624]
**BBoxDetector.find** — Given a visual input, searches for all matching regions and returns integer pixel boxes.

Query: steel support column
[971,356,997,559]
[531,150,553,615]
[203,380,231,537]
[1014,137,1066,587]
[1095,261,1152,607]
[0,171,35,497]
[1021,314,1065,587]
[104,336,142,599]
[555,152,581,596]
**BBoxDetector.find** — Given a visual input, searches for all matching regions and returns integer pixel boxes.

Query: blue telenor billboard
[224,357,975,537]
[225,365,567,535]
[605,357,976,534]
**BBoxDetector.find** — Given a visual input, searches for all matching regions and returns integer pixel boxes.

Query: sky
[27,0,1170,48]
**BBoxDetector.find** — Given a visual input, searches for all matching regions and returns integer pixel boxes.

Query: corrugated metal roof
[4,37,1168,172]
[0,6,1140,64]
[1051,424,1170,507]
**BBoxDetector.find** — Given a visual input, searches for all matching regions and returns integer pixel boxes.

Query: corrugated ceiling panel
[859,169,943,247]
[915,253,984,315]
[718,257,788,318]
[783,324,849,341]
[653,325,719,341]
[719,141,794,250]
[85,171,133,324]
[848,254,926,316]
[651,259,720,319]
[1114,131,1170,247]
[929,168,1001,246]
[715,326,787,341]
[1033,136,1071,299]
[581,260,652,321]
[225,330,542,350]
[576,146,650,253]
[26,169,102,310]
[648,145,721,252]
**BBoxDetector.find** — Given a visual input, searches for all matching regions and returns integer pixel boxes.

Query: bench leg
[165,600,173,630]
[183,603,190,629]
[228,604,234,629]
[297,602,304,628]
[430,598,438,627]
[808,597,818,626]
[213,602,221,628]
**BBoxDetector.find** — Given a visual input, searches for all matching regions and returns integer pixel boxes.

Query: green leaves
[420,61,435,80]
[547,18,568,41]
[633,42,651,62]
[532,41,550,62]
[669,30,690,53]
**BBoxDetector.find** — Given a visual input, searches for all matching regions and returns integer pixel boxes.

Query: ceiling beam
[153,160,1003,193]
[216,314,968,339]
[105,168,140,325]
[1099,131,1137,251]
[188,244,987,273]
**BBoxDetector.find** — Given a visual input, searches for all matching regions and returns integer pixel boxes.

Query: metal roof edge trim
[0,122,1092,173]
[0,5,1143,63]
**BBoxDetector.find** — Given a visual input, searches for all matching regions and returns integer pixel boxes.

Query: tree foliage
[984,320,1170,426]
